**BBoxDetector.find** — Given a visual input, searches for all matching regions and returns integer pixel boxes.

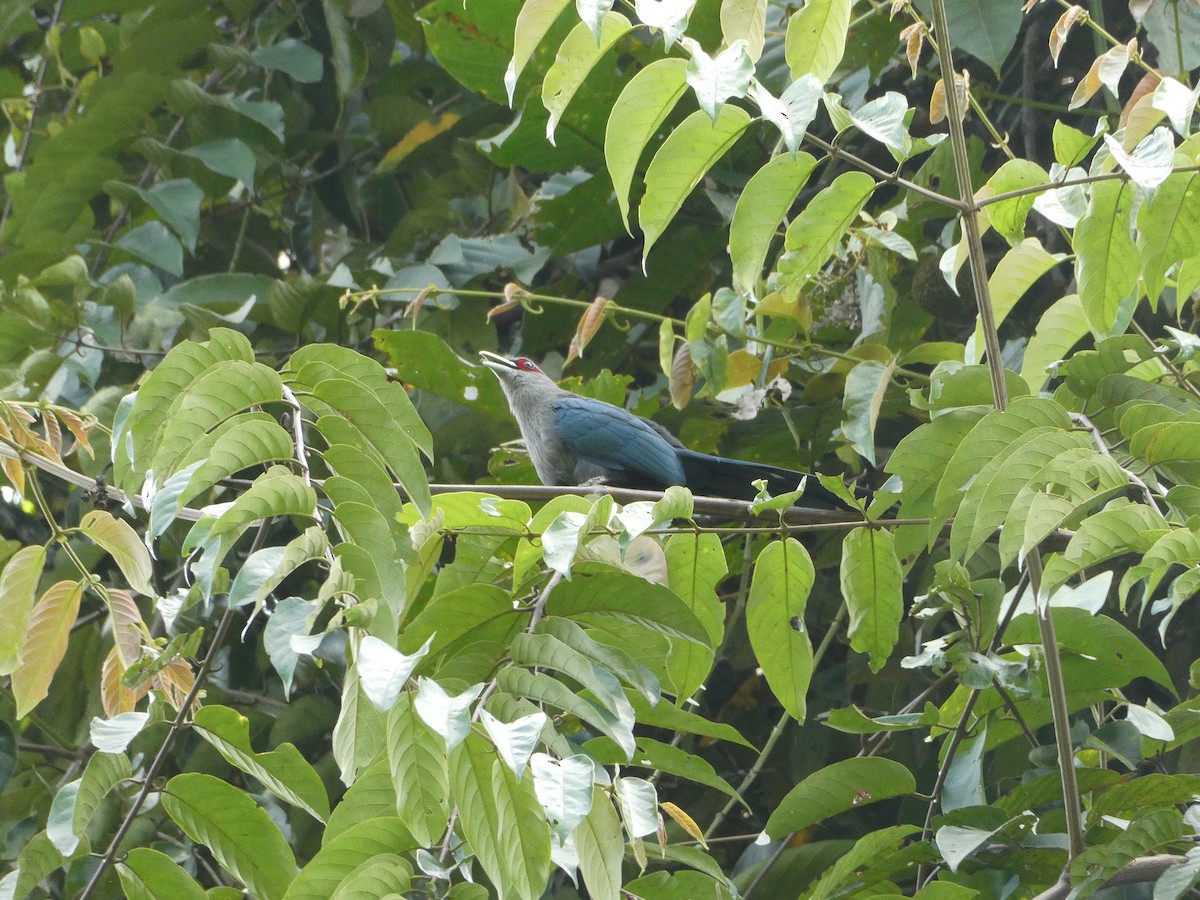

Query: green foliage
[4,0,1200,898]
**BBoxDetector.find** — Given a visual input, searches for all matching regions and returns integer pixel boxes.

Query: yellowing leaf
[0,545,46,674]
[375,112,461,173]
[81,510,154,596]
[661,801,707,848]
[12,580,84,717]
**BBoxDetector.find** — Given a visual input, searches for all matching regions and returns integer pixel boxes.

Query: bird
[480,351,854,510]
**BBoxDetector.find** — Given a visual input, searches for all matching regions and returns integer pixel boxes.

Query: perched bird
[480,351,853,509]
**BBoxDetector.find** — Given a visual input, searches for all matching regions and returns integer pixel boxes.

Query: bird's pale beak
[479,351,517,372]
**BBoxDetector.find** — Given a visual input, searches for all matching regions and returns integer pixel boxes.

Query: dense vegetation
[3,0,1200,897]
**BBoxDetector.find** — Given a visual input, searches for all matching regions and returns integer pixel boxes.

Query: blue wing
[553,397,685,487]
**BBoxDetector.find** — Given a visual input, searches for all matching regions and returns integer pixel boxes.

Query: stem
[707,603,848,843]
[929,0,1085,865]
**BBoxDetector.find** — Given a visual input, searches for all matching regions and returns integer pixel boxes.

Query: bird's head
[479,352,553,397]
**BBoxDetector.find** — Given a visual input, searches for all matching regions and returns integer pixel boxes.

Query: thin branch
[78,596,245,897]
[1031,854,1188,900]
[929,0,1085,864]
[0,0,67,234]
[1071,412,1165,513]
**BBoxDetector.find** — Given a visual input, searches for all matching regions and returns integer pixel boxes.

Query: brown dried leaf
[1050,6,1085,67]
[157,659,198,712]
[900,23,924,79]
[669,343,697,410]
[108,589,146,668]
[930,70,971,124]
[890,0,906,18]
[0,419,25,497]
[566,297,611,364]
[1120,68,1162,130]
[101,645,140,717]
[54,407,95,458]
[41,410,62,462]
[405,284,433,323]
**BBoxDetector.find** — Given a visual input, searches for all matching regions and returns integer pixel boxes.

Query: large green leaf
[385,693,449,846]
[117,847,207,900]
[1041,503,1171,594]
[664,532,725,700]
[1021,293,1090,392]
[1137,169,1200,303]
[193,705,330,822]
[785,0,850,82]
[841,528,902,673]
[542,14,631,144]
[639,106,752,262]
[729,152,818,293]
[747,538,815,721]
[282,817,418,900]
[765,757,916,838]
[545,571,710,646]
[1075,179,1138,335]
[449,733,552,900]
[162,773,297,900]
[776,171,875,291]
[605,57,690,232]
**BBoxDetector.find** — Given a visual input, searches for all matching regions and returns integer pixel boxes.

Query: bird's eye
[517,358,537,372]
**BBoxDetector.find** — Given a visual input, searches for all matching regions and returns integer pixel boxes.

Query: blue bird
[480,352,852,510]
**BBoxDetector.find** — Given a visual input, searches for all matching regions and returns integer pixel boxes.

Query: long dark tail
[676,449,859,510]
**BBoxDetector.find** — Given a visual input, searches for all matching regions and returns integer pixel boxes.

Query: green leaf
[1041,503,1171,594]
[80,510,154,596]
[664,532,725,700]
[373,330,509,419]
[605,57,689,232]
[142,179,203,252]
[117,847,207,900]
[542,14,631,144]
[1130,420,1200,463]
[913,0,1021,72]
[175,412,295,507]
[1075,179,1138,335]
[974,239,1065,361]
[115,221,183,275]
[182,138,258,190]
[1005,609,1174,692]
[1021,293,1090,392]
[729,152,818,292]
[842,358,897,466]
[546,571,711,646]
[329,855,412,899]
[148,360,284,484]
[251,39,324,83]
[1069,808,1182,899]
[950,428,1091,561]
[324,759,397,843]
[1138,170,1200,304]
[510,0,572,93]
[984,160,1048,242]
[12,581,84,717]
[498,666,635,760]
[777,171,875,290]
[399,583,527,662]
[639,106,752,263]
[385,692,450,845]
[74,752,131,850]
[0,545,45,675]
[117,329,255,491]
[721,0,768,60]
[764,757,916,838]
[841,528,903,672]
[575,786,623,900]
[511,631,636,721]
[449,733,552,900]
[282,817,418,900]
[806,825,922,897]
[785,0,851,82]
[747,538,815,721]
[585,734,743,802]
[193,705,330,822]
[627,690,753,747]
[162,773,297,900]
[539,615,660,704]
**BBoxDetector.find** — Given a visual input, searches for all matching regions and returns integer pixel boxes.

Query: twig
[1071,412,1164,513]
[1031,854,1187,900]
